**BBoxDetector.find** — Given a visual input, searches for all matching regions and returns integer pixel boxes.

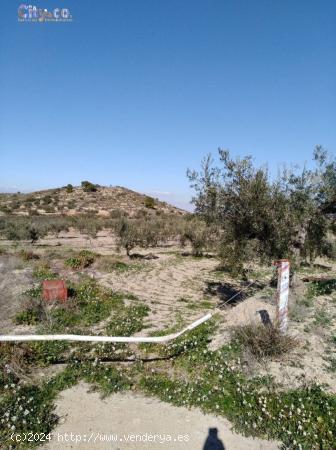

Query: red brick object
[42,280,68,302]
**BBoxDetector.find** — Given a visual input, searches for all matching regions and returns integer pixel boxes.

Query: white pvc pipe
[0,313,212,343]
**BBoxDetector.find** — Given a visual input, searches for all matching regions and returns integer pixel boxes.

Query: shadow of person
[203,428,225,450]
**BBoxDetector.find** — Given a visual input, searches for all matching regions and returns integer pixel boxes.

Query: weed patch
[106,304,150,336]
[32,265,57,280]
[308,279,336,297]
[64,250,98,269]
[232,323,298,359]
[18,249,40,261]
[313,308,333,327]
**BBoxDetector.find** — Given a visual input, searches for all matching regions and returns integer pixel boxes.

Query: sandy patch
[95,253,219,333]
[0,254,33,333]
[42,382,280,450]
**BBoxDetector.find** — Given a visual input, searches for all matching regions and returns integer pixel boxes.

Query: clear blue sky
[0,0,335,210]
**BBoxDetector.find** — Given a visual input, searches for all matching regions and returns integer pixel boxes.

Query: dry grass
[232,323,298,359]
[0,185,186,217]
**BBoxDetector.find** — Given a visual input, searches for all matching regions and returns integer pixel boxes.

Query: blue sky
[0,0,335,210]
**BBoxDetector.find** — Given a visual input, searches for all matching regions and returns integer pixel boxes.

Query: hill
[0,185,186,217]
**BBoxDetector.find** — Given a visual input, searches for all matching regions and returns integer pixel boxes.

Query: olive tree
[187,146,335,273]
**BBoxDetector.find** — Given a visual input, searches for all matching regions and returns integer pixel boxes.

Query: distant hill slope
[0,185,187,217]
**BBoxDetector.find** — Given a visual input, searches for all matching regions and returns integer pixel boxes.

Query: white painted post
[276,259,290,334]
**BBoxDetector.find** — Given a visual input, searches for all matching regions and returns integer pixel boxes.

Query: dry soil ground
[1,230,336,449]
[41,382,279,450]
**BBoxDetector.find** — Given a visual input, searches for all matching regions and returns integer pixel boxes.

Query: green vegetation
[96,257,144,273]
[0,359,131,448]
[106,304,150,336]
[64,250,97,269]
[2,270,336,450]
[141,370,336,450]
[14,275,147,341]
[309,279,336,297]
[144,195,155,209]
[180,217,218,256]
[325,336,336,373]
[188,146,336,274]
[114,217,161,256]
[32,265,57,280]
[15,303,44,325]
[313,308,333,327]
[81,180,97,192]
[0,146,335,448]
[107,260,132,271]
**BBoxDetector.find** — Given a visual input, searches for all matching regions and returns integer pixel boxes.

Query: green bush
[29,227,39,243]
[144,196,155,209]
[64,250,97,269]
[15,309,40,325]
[0,205,11,214]
[42,195,52,205]
[64,257,82,269]
[81,180,97,192]
[33,265,57,280]
[180,219,218,257]
[15,297,45,325]
[309,279,336,297]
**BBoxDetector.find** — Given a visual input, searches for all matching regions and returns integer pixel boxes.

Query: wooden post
[275,259,290,334]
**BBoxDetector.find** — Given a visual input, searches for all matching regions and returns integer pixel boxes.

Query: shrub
[42,195,52,205]
[64,257,82,269]
[0,205,11,214]
[114,217,162,256]
[73,215,102,237]
[66,184,74,193]
[15,308,40,325]
[44,205,55,213]
[110,208,127,219]
[64,250,97,269]
[15,297,46,325]
[28,208,40,216]
[29,227,39,244]
[144,196,155,209]
[98,259,130,272]
[180,219,218,257]
[19,249,40,261]
[321,240,336,260]
[33,264,57,280]
[309,279,336,297]
[81,180,97,192]
[232,323,297,359]
[10,200,20,210]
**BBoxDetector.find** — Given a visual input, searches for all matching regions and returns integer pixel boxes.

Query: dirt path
[42,382,280,450]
